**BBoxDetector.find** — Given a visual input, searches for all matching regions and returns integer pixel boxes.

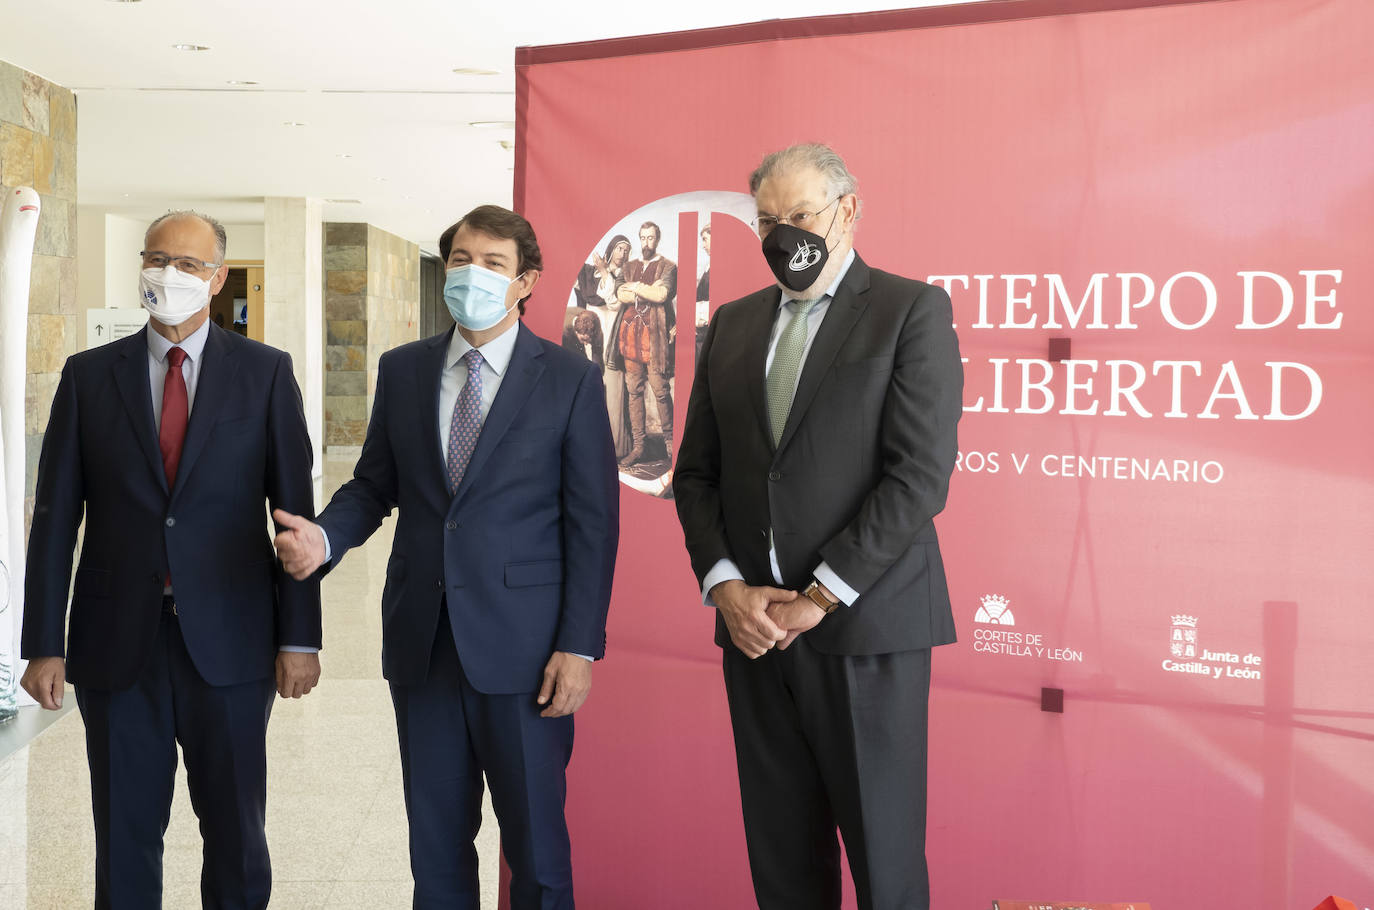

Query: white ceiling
[1,0,989,252]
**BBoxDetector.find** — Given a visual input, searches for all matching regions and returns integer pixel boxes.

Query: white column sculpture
[0,187,41,720]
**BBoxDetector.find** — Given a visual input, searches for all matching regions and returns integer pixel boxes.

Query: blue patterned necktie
[446,349,485,495]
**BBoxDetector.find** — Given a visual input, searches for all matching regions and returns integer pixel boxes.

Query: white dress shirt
[700,248,862,608]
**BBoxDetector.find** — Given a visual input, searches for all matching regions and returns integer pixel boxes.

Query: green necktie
[766,298,818,446]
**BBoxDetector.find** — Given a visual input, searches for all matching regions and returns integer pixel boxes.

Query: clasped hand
[711,580,826,659]
[272,509,327,580]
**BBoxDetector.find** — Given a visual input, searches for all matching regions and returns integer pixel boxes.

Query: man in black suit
[21,211,321,909]
[674,144,962,910]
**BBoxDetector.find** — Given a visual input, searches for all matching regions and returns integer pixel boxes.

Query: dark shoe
[619,445,644,467]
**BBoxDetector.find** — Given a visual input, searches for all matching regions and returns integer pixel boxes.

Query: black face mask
[759,205,839,292]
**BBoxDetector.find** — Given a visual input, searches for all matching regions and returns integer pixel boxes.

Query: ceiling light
[452,67,499,76]
[282,121,307,127]
[336,153,352,158]
[469,120,514,129]
[325,199,362,205]
[226,80,258,85]
[172,44,211,51]
[498,140,514,150]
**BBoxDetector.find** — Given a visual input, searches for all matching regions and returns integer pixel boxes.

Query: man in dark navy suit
[273,205,618,910]
[21,211,321,909]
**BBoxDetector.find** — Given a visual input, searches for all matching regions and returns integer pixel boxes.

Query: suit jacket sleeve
[673,313,732,587]
[818,283,962,593]
[21,358,85,659]
[554,361,619,658]
[315,353,400,563]
[265,351,323,649]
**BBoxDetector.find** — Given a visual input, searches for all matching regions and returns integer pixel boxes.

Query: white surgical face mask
[139,266,212,327]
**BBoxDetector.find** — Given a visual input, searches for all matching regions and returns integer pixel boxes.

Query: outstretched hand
[272,509,327,580]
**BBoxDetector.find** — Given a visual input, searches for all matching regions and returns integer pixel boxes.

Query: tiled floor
[0,463,501,908]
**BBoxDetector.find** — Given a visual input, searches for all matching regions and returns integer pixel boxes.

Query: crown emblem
[974,593,1015,625]
[1171,615,1197,628]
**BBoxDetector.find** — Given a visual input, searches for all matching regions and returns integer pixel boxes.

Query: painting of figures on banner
[564,190,754,498]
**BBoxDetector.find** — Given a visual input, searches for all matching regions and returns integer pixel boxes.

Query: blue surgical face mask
[444,263,521,331]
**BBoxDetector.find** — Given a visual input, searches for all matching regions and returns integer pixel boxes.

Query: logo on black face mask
[762,223,831,292]
[788,240,823,272]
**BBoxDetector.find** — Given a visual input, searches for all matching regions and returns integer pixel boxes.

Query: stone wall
[322,223,418,455]
[365,226,420,403]
[0,61,78,529]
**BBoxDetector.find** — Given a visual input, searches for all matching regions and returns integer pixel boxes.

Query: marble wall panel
[20,71,49,134]
[48,88,75,144]
[0,61,23,125]
[1,61,78,531]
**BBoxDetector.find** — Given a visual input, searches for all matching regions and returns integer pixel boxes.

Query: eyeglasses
[140,251,222,274]
[753,197,839,235]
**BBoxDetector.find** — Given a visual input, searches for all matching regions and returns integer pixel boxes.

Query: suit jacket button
[445,520,457,530]
[768,471,781,481]
[165,516,176,527]
[435,579,443,590]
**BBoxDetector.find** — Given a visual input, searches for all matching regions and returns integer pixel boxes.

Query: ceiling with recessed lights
[1,0,987,251]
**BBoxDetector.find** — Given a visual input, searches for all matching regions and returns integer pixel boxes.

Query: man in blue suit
[273,204,618,909]
[21,211,321,909]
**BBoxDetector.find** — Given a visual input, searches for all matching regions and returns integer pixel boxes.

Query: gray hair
[145,210,227,263]
[748,143,859,203]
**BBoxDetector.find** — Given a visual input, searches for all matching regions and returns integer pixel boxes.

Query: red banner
[516,1,1374,906]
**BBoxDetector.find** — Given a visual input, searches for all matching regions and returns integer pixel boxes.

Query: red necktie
[159,347,189,489]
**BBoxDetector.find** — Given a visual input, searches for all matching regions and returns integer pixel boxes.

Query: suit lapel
[171,323,238,503]
[449,323,544,513]
[775,255,872,455]
[742,288,782,441]
[418,327,453,492]
[112,328,167,494]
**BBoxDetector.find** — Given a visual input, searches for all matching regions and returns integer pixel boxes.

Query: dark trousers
[389,607,575,910]
[75,607,275,910]
[723,637,933,910]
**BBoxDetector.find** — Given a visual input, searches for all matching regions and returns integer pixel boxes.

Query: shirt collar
[146,317,211,363]
[447,319,520,376]
[779,247,857,311]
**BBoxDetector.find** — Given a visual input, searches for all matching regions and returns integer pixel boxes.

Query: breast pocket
[214,413,258,433]
[832,355,892,381]
[494,427,561,468]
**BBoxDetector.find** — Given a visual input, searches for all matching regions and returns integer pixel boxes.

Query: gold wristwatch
[802,580,841,614]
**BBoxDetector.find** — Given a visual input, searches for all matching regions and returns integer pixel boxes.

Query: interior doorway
[211,261,265,342]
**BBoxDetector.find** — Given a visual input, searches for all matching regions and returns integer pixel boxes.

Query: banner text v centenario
[932,269,1345,420]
